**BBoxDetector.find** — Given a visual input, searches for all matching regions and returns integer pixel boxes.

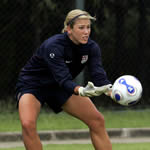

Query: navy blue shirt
[17,32,110,94]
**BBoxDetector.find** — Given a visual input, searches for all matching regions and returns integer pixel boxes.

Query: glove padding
[95,84,112,96]
[78,82,97,97]
[78,82,112,97]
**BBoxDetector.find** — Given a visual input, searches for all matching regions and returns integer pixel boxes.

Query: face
[67,19,91,45]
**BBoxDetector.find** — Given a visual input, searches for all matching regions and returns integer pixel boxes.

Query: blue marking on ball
[115,93,121,101]
[119,78,135,94]
[128,100,137,106]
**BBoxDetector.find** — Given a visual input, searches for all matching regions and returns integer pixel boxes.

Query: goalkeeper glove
[78,82,112,97]
[95,84,112,96]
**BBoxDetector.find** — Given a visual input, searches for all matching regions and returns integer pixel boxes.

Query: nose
[84,28,90,34]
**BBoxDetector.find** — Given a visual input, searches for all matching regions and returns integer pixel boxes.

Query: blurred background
[0,0,150,109]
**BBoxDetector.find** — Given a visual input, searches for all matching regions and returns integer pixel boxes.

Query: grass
[37,108,150,131]
[102,108,150,128]
[1,143,150,150]
[0,108,150,132]
[0,112,21,132]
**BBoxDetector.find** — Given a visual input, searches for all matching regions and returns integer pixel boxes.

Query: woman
[16,9,112,150]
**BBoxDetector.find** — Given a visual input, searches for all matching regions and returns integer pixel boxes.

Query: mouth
[82,36,89,41]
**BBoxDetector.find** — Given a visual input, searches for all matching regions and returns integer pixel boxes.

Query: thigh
[19,94,41,124]
[62,95,103,125]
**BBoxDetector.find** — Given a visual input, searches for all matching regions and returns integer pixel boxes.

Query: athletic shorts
[16,85,72,113]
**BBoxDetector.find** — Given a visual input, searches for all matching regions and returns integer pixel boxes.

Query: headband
[67,14,87,26]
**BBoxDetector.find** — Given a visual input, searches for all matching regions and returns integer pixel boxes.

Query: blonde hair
[62,9,96,33]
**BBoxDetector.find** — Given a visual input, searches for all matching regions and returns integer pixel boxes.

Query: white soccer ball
[112,75,143,106]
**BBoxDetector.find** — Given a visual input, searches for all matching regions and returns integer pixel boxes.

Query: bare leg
[62,95,112,150]
[18,94,42,150]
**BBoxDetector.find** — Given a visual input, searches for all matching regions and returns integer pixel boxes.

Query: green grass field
[1,143,150,150]
[0,108,150,132]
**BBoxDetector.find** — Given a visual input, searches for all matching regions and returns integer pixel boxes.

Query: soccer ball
[112,75,143,106]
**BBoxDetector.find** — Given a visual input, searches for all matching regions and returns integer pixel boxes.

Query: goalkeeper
[16,9,112,150]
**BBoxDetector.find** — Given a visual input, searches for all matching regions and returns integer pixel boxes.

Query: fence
[0,0,150,107]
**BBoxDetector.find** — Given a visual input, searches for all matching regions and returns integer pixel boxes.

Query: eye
[79,26,84,29]
[87,25,91,29]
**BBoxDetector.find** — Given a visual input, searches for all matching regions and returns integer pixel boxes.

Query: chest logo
[81,55,88,64]
[49,53,55,58]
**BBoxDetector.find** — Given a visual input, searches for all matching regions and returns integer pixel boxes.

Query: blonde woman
[16,9,112,150]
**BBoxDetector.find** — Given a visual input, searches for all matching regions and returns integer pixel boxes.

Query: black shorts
[16,85,72,113]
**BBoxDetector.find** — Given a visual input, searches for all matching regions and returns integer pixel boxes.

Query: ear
[66,25,72,34]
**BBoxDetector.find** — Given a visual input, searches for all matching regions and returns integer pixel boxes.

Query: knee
[21,120,36,135]
[88,113,105,131]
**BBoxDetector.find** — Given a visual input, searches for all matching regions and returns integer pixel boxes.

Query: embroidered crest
[81,55,88,64]
[65,60,72,63]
